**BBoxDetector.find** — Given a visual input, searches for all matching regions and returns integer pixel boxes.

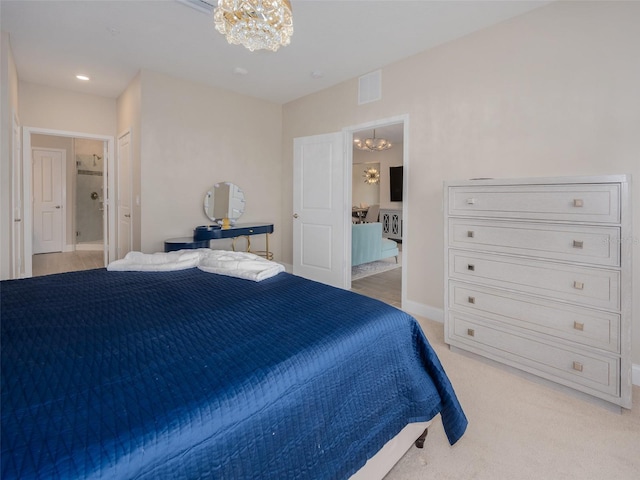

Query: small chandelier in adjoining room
[354,129,392,152]
[363,167,380,185]
[213,0,294,52]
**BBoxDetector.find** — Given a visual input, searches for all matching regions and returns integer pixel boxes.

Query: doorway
[22,127,115,277]
[74,138,105,252]
[347,118,407,307]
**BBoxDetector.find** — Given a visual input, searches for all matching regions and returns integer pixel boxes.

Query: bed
[1,266,467,479]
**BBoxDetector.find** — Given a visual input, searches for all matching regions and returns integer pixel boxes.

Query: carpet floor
[384,316,640,480]
[351,258,401,280]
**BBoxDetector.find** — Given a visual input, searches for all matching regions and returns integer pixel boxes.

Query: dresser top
[444,174,631,188]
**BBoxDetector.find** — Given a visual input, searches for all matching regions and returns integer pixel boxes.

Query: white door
[293,132,347,288]
[12,114,23,278]
[32,148,64,254]
[117,131,133,259]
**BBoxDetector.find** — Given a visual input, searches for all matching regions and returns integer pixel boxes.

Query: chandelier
[213,0,294,52]
[363,167,380,185]
[354,129,392,152]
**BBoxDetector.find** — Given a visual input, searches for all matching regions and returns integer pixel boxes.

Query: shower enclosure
[75,150,104,251]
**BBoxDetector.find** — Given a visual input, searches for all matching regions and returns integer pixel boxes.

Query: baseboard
[633,364,640,387]
[75,243,103,252]
[401,300,444,323]
[63,244,74,252]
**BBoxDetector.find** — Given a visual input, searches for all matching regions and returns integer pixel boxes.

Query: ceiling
[1,0,550,105]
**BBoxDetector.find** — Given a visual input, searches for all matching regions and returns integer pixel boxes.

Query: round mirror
[203,182,245,224]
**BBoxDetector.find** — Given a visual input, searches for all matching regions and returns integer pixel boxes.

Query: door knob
[293,213,299,218]
[54,205,61,209]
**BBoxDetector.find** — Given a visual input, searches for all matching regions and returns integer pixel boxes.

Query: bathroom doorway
[22,127,115,277]
[74,138,105,252]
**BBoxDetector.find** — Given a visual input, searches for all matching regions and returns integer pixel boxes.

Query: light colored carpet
[385,316,640,480]
[351,258,401,280]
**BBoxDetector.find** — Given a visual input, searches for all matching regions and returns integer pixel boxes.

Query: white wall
[137,71,284,256]
[282,1,640,364]
[19,82,116,135]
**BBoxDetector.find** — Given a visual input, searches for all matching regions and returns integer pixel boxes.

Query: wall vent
[358,70,382,105]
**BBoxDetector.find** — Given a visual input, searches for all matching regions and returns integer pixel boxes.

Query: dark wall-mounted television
[389,166,403,202]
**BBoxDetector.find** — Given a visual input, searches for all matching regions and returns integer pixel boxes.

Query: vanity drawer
[449,313,620,396]
[449,282,620,352]
[448,184,620,223]
[449,250,620,310]
[449,219,620,267]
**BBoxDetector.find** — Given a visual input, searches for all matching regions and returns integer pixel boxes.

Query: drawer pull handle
[466,198,477,205]
[573,199,584,208]
[467,328,475,337]
[573,281,584,290]
[467,230,475,238]
[468,296,476,304]
[572,240,584,249]
[572,361,583,372]
[467,264,475,272]
[573,321,584,331]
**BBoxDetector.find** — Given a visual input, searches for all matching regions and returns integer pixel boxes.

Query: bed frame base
[349,421,432,480]
[414,427,429,448]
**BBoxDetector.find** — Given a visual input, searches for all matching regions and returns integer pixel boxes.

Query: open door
[117,130,133,260]
[293,132,348,288]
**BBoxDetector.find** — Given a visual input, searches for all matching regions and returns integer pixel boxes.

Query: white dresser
[380,208,402,241]
[444,175,632,409]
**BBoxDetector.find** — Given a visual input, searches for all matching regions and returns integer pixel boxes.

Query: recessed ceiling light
[76,74,90,81]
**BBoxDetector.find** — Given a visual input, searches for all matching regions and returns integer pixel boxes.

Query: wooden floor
[32,251,104,277]
[351,266,401,308]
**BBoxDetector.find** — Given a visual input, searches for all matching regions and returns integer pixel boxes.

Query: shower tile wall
[76,154,103,243]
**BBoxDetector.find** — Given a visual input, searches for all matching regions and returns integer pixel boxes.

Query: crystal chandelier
[354,130,392,152]
[213,0,294,52]
[363,167,380,185]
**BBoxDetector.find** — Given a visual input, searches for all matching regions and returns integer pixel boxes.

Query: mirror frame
[203,182,245,224]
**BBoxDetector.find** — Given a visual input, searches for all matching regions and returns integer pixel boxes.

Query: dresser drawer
[449,250,620,310]
[449,282,620,352]
[449,219,620,267]
[449,314,620,396]
[448,184,620,223]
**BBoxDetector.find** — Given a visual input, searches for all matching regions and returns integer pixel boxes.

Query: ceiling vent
[176,0,216,15]
[358,70,382,105]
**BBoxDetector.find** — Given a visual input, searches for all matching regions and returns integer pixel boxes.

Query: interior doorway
[347,117,407,307]
[21,127,115,277]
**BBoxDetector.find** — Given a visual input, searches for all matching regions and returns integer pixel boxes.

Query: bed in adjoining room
[1,254,467,480]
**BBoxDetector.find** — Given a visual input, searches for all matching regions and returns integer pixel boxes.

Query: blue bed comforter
[1,268,466,479]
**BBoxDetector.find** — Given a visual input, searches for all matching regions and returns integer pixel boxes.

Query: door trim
[22,127,115,277]
[11,111,23,278]
[343,114,409,307]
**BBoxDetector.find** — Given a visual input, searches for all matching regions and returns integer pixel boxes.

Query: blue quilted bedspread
[1,268,466,479]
